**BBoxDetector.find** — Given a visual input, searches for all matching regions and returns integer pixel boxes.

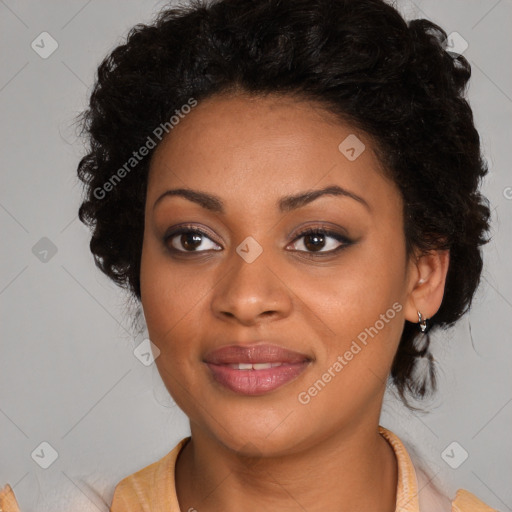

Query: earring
[417,311,428,333]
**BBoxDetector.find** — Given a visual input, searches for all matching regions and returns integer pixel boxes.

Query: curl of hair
[76,0,491,406]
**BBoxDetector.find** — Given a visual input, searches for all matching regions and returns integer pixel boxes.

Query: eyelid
[163,223,218,242]
[289,218,351,238]
[291,223,350,241]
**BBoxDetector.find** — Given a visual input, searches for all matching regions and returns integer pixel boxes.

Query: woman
[0,0,496,510]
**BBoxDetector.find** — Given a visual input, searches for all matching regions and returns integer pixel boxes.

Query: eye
[164,226,221,253]
[289,228,353,254]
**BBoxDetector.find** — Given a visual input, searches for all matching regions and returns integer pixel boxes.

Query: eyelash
[163,224,353,257]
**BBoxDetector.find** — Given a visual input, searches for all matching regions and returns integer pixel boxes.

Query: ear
[403,249,450,324]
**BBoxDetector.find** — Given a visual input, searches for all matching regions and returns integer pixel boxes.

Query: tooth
[253,363,273,370]
[271,362,282,367]
[237,363,253,370]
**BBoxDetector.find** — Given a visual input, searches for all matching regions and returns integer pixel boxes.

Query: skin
[140,92,450,512]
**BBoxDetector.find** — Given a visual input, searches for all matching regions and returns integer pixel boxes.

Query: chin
[197,403,313,458]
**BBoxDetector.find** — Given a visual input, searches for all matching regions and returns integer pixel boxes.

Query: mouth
[204,343,312,395]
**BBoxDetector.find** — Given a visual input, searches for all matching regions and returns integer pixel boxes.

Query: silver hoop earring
[417,311,428,333]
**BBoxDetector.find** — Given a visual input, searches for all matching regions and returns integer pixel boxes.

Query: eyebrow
[152,185,370,213]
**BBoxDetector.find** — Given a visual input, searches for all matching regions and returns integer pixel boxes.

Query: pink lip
[204,343,311,395]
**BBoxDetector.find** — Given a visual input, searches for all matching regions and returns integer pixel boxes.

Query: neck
[175,418,398,512]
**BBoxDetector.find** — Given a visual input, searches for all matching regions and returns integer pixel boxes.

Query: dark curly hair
[76,0,491,405]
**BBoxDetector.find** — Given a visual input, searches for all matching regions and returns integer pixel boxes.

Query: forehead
[147,93,400,215]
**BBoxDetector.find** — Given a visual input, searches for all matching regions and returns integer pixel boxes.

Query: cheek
[296,279,404,419]
[312,245,404,325]
[301,231,407,373]
[140,240,204,354]
[140,244,207,409]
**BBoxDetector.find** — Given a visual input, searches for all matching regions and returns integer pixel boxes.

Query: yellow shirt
[0,426,497,511]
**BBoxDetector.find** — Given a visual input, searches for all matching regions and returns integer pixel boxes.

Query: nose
[210,245,293,326]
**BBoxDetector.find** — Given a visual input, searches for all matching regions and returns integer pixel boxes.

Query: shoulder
[110,437,189,511]
[452,488,498,512]
[379,426,497,512]
[0,484,21,512]
[414,450,497,511]
[415,467,497,511]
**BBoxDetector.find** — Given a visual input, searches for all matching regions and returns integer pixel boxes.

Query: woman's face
[140,93,418,455]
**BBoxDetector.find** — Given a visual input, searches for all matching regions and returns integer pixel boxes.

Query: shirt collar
[379,425,420,512]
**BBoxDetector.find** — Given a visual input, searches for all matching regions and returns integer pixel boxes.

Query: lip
[204,343,311,395]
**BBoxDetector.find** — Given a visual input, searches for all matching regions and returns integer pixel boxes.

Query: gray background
[1,1,511,510]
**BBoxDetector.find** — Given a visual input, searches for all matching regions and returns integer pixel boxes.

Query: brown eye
[178,232,203,251]
[303,232,327,252]
[290,229,352,254]
[164,227,221,253]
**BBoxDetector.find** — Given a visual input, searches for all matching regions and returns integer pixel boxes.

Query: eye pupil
[181,233,203,251]
[304,233,325,252]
